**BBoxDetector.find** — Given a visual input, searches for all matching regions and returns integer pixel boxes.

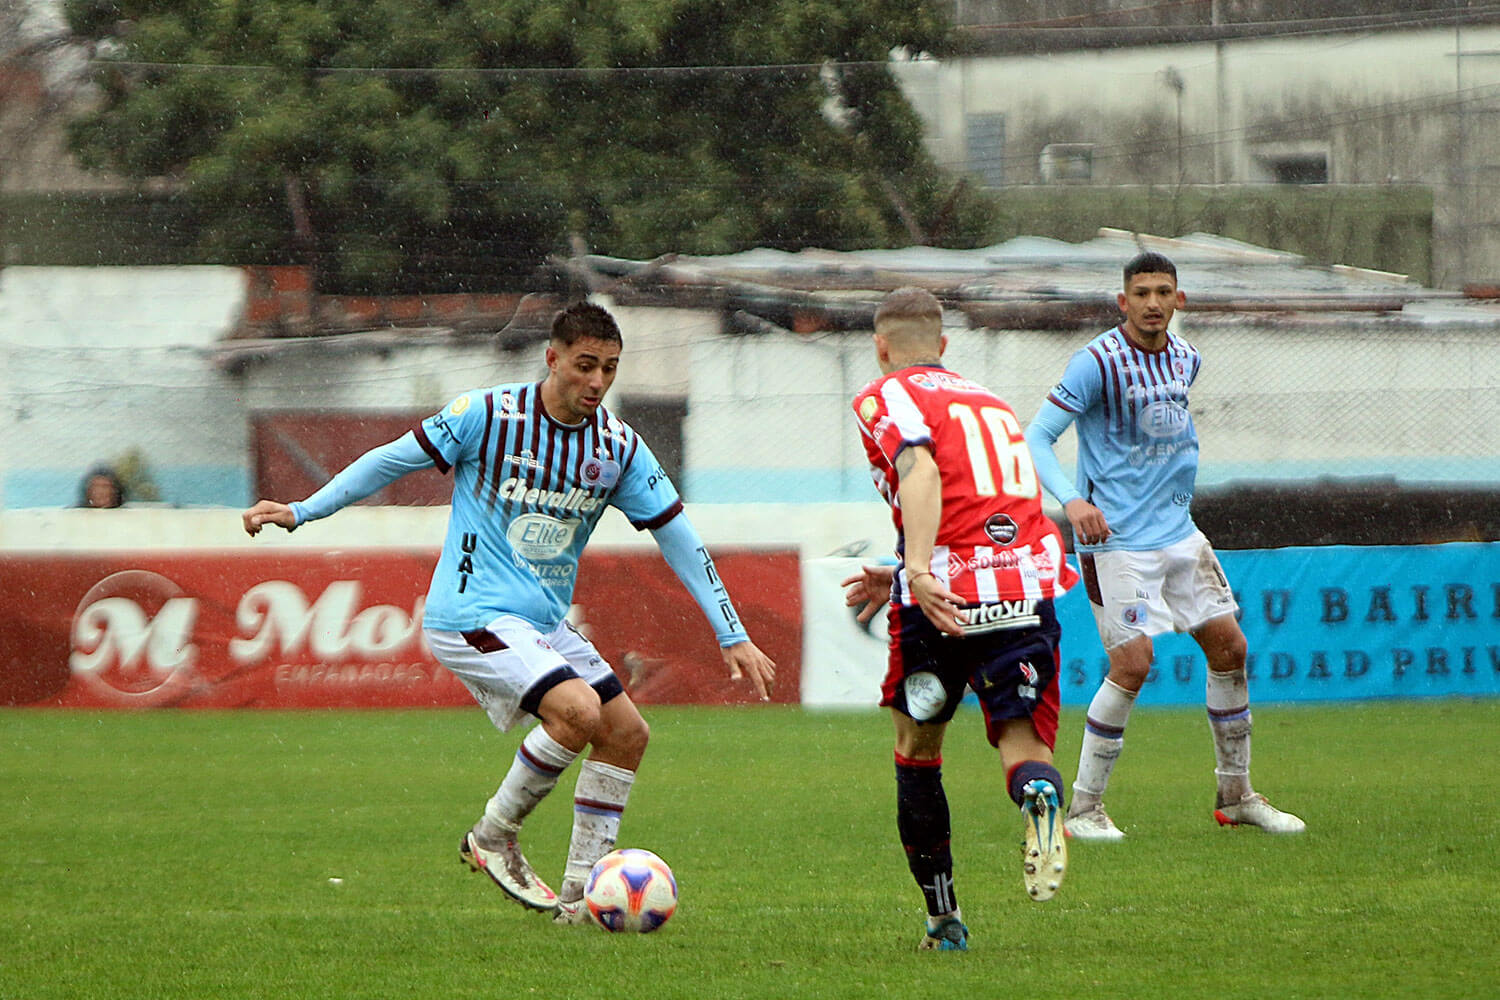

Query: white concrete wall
[677,307,1500,502]
[5,270,1497,514]
[0,266,249,508]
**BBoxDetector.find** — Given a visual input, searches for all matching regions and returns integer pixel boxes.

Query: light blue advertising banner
[1053,541,1500,706]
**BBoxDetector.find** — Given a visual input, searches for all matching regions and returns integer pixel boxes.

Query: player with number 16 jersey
[845,288,1075,941]
[853,364,1078,611]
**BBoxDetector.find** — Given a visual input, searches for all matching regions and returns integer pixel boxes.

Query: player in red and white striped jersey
[845,287,1078,950]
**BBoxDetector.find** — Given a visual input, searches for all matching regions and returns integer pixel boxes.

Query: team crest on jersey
[983,514,1019,545]
[581,457,621,488]
[450,395,471,416]
[858,396,879,423]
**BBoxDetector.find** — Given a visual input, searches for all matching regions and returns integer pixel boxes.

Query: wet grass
[2,700,1495,999]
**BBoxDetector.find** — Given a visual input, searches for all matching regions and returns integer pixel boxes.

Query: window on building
[965,113,1006,187]
[1039,143,1094,184]
[1249,143,1330,184]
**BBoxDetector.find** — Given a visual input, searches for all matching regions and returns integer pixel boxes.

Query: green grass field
[3,700,1496,1000]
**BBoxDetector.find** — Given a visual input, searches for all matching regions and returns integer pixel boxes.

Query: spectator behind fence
[77,465,126,509]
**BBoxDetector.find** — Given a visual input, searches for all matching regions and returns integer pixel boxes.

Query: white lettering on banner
[70,595,198,678]
[229,580,424,664]
[273,662,437,686]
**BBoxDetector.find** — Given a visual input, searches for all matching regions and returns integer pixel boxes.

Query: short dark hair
[551,301,623,347]
[1123,251,1177,286]
[874,286,942,328]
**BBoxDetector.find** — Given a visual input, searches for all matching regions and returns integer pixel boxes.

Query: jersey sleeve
[1024,399,1083,507]
[853,376,932,465]
[609,434,683,530]
[291,432,433,525]
[650,515,749,647]
[1046,347,1103,415]
[413,391,488,474]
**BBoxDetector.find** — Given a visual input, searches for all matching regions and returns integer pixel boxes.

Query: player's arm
[649,512,776,700]
[893,445,965,637]
[1024,399,1111,546]
[242,432,434,536]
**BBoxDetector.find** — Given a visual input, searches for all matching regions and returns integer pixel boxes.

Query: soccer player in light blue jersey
[1024,252,1304,841]
[243,302,776,923]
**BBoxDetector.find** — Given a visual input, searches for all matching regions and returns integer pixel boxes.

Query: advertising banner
[802,542,1500,707]
[0,548,801,709]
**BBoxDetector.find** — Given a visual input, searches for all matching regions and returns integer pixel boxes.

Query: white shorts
[1079,530,1239,650]
[424,615,619,732]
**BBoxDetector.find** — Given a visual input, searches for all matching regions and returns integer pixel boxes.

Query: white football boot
[460,828,559,911]
[1020,779,1067,902]
[1063,802,1126,842]
[1214,792,1306,834]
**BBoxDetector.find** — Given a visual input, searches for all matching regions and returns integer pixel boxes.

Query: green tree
[64,1,987,293]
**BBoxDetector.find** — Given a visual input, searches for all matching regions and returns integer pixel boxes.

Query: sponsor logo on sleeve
[1051,383,1081,408]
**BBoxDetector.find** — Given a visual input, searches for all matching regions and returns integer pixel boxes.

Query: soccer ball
[584,848,678,933]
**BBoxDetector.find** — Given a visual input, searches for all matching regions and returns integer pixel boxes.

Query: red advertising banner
[0,549,801,709]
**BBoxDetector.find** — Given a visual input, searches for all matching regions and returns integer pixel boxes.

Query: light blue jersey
[411,381,689,631]
[1026,325,1203,552]
[291,380,746,643]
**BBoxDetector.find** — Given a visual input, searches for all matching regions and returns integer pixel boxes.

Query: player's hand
[1064,498,1111,546]
[909,572,966,638]
[840,564,896,623]
[242,499,297,537]
[722,640,776,702]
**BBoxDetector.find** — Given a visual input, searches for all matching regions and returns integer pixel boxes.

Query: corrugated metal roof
[573,229,1490,333]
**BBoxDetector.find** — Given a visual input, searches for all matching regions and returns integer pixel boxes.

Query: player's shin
[895,754,958,918]
[478,725,578,842]
[1206,668,1253,803]
[558,759,636,903]
[1071,678,1135,812]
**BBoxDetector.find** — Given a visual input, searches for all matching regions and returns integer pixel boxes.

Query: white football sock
[1071,678,1136,813]
[1206,668,1253,803]
[478,725,578,842]
[559,759,636,902]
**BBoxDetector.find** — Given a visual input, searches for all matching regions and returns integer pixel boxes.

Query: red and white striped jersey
[853,364,1078,606]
